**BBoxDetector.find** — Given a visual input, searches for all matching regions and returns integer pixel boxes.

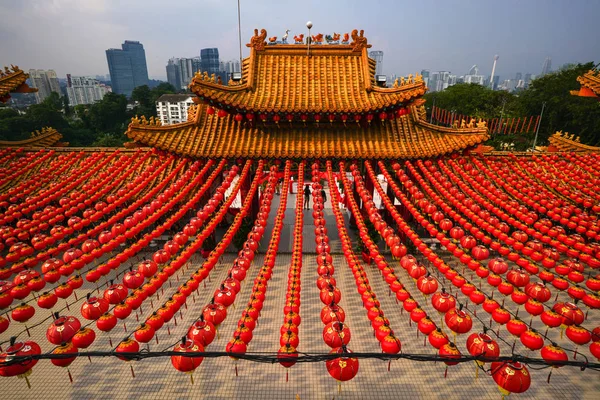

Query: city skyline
[1,0,597,82]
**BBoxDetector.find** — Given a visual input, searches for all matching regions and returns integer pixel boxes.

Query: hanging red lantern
[0,339,41,387]
[72,327,96,349]
[431,290,456,314]
[278,343,298,369]
[520,330,544,350]
[46,314,81,345]
[326,346,359,382]
[445,306,472,336]
[11,303,35,323]
[171,337,204,383]
[50,341,78,367]
[115,338,140,361]
[491,361,531,398]
[323,321,351,348]
[81,295,109,321]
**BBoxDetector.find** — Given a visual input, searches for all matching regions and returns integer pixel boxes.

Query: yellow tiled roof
[548,131,600,152]
[0,127,63,148]
[126,104,488,159]
[0,66,37,102]
[189,31,426,114]
[575,70,600,98]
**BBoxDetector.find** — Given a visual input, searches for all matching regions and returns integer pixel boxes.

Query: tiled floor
[2,192,600,399]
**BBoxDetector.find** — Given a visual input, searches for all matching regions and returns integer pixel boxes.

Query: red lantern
[51,341,78,368]
[491,361,531,397]
[81,295,109,320]
[171,337,204,383]
[115,338,140,361]
[72,327,96,349]
[326,346,359,382]
[46,314,81,345]
[323,321,351,348]
[0,339,42,386]
[445,307,472,335]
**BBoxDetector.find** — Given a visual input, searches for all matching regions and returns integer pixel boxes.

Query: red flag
[513,117,521,134]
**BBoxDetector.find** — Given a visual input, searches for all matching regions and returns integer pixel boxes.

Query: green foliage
[514,62,600,146]
[355,217,381,253]
[424,83,519,119]
[425,63,600,147]
[233,217,254,251]
[131,83,177,118]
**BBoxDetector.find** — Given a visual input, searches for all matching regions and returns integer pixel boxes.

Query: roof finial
[306,21,313,57]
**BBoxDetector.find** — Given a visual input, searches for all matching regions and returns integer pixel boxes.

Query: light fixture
[376,75,387,87]
[232,72,242,81]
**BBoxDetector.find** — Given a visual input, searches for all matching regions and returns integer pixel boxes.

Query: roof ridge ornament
[350,29,371,52]
[247,29,268,52]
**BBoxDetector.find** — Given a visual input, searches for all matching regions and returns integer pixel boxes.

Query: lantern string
[1,350,599,371]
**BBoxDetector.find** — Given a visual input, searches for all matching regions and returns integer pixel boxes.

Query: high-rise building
[369,51,384,76]
[155,94,195,125]
[421,70,430,87]
[515,72,522,81]
[200,48,220,76]
[106,40,149,97]
[540,57,552,76]
[166,59,181,90]
[166,57,202,91]
[28,69,61,103]
[66,75,111,106]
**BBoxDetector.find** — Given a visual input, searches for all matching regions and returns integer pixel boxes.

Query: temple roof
[189,29,426,114]
[572,69,600,99]
[0,65,37,103]
[0,127,64,148]
[126,103,488,159]
[547,131,600,152]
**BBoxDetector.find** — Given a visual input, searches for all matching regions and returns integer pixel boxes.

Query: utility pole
[430,97,436,124]
[237,0,243,69]
[531,102,546,151]
[497,97,506,134]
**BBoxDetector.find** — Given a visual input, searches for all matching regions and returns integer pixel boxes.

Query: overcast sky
[1,0,598,81]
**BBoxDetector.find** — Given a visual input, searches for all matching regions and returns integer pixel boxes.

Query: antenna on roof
[306,21,313,57]
[237,0,243,73]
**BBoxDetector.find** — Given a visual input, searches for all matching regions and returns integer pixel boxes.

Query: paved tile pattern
[2,191,599,399]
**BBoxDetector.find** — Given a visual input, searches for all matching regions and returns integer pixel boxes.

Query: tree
[131,83,177,118]
[424,83,519,119]
[92,133,125,147]
[515,62,600,146]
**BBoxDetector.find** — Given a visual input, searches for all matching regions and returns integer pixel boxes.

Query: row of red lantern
[313,163,350,350]
[0,152,80,219]
[208,107,412,125]
[0,152,171,281]
[71,161,257,382]
[83,160,219,285]
[447,158,600,266]
[419,159,600,306]
[414,159,598,305]
[482,156,599,240]
[183,160,266,355]
[0,149,55,191]
[381,162,599,361]
[559,153,600,203]
[323,162,360,383]
[1,150,150,252]
[372,161,552,390]
[0,150,122,226]
[362,161,480,370]
[4,160,216,332]
[0,155,184,319]
[126,161,252,342]
[278,162,305,375]
[226,162,292,365]
[535,154,599,209]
